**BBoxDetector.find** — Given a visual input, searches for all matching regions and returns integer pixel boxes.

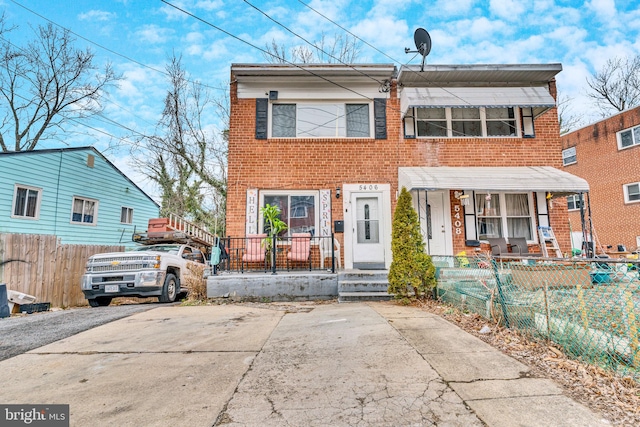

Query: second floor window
[624,183,640,203]
[413,107,517,138]
[72,197,98,225]
[618,125,640,150]
[562,147,577,166]
[272,103,370,138]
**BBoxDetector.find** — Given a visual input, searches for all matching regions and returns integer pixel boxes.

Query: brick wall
[563,107,640,251]
[228,76,571,253]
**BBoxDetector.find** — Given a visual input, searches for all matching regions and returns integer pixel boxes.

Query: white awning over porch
[398,166,589,196]
[400,86,556,117]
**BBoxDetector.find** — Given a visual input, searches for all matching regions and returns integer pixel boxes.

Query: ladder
[538,226,562,258]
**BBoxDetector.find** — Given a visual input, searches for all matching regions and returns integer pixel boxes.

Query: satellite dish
[414,28,431,57]
[405,28,432,71]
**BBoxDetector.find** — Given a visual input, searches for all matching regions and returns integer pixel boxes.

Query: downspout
[54,150,63,236]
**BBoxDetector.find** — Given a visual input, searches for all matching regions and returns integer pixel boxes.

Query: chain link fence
[433,254,640,381]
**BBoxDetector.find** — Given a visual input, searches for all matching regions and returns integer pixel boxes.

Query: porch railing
[211,234,337,274]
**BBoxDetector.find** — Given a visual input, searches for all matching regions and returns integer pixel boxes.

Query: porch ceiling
[398,166,589,196]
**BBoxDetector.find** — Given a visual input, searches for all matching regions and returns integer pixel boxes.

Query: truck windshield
[132,245,181,254]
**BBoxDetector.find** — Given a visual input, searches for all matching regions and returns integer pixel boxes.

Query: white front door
[416,190,451,256]
[352,193,385,267]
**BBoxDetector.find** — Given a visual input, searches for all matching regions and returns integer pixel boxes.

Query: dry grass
[415,298,640,426]
[184,263,207,301]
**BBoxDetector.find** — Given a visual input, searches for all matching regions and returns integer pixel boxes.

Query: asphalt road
[0,302,161,361]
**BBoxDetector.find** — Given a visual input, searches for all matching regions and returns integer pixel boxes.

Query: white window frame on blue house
[71,196,99,225]
[120,206,134,224]
[11,184,42,220]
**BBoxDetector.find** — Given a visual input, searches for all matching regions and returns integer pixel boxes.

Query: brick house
[226,63,588,269]
[561,106,640,253]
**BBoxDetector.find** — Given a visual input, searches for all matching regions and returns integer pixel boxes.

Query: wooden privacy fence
[0,233,123,308]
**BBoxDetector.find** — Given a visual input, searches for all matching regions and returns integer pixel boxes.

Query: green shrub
[388,187,436,299]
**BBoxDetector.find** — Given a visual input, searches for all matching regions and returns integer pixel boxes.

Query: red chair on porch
[287,233,312,271]
[242,234,267,273]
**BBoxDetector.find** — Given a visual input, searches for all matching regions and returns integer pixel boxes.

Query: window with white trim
[562,147,577,165]
[618,125,640,150]
[272,103,370,138]
[260,191,318,236]
[120,207,134,224]
[71,197,98,225]
[624,182,640,203]
[567,194,582,211]
[12,184,41,219]
[475,192,534,240]
[413,107,518,137]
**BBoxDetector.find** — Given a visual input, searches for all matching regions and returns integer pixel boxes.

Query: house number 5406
[358,184,378,191]
[453,204,462,235]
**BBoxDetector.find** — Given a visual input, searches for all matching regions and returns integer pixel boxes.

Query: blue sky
[2,0,639,197]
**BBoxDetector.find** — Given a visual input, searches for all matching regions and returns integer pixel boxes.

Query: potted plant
[260,204,288,264]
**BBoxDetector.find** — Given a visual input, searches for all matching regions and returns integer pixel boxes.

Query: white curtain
[506,194,532,240]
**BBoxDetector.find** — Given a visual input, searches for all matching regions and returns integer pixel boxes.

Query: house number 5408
[453,204,462,235]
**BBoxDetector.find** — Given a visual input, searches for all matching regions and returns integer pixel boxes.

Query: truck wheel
[88,297,112,307]
[159,273,178,303]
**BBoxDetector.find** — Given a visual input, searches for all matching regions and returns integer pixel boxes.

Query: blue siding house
[0,147,160,247]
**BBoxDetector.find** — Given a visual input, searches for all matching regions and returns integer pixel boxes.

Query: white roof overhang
[400,86,556,118]
[398,166,589,196]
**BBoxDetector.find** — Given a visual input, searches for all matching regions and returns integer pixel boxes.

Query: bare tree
[557,93,583,134]
[0,22,120,152]
[586,55,640,116]
[263,32,361,64]
[134,55,227,233]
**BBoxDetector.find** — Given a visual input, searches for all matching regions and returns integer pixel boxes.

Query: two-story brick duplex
[226,63,588,269]
[561,106,640,253]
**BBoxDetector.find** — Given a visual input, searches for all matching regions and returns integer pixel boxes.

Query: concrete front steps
[338,270,394,303]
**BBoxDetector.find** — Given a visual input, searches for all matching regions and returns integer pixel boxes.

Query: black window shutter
[255,98,268,139]
[374,98,387,139]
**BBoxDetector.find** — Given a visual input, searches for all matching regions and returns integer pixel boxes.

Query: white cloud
[78,10,116,21]
[135,24,174,44]
[350,17,409,52]
[586,0,616,22]
[433,0,475,17]
[489,0,527,20]
[195,1,223,11]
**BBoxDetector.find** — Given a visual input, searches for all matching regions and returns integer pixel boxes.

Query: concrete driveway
[0,302,609,427]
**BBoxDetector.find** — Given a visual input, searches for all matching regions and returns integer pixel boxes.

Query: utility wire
[242,0,386,86]
[7,0,225,92]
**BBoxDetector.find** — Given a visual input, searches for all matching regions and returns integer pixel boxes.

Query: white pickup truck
[81,244,206,307]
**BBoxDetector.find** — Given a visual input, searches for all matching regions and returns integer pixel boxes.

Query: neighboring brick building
[227,63,588,269]
[561,107,640,253]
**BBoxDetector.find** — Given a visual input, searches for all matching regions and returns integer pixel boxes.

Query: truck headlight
[81,275,92,290]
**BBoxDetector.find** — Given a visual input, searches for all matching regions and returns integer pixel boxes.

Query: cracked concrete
[218,304,481,426]
[0,302,609,426]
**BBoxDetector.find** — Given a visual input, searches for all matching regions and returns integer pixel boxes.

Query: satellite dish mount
[405,28,432,72]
